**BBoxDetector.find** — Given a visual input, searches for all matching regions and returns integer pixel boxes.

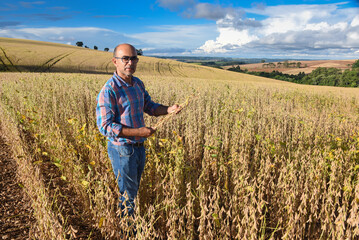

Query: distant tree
[104,48,109,52]
[302,67,341,86]
[352,59,359,69]
[85,46,89,48]
[94,46,98,50]
[261,59,266,63]
[228,65,242,72]
[340,68,359,87]
[136,49,143,56]
[283,60,289,68]
[297,62,302,68]
[289,62,296,68]
[76,41,84,47]
[235,64,357,88]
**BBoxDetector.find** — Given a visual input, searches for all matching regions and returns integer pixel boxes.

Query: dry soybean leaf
[81,180,90,188]
[54,162,63,169]
[99,217,105,228]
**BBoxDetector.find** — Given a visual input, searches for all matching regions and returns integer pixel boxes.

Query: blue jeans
[107,141,146,216]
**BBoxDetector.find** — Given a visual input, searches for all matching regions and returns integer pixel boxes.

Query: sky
[1,0,359,59]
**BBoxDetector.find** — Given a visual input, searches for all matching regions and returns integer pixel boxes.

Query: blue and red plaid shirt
[96,72,160,145]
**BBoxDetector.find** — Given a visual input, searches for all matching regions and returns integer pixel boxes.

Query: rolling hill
[0,37,262,82]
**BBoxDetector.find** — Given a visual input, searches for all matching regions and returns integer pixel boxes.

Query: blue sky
[1,0,359,59]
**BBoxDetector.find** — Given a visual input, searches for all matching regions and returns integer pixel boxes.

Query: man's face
[113,45,138,80]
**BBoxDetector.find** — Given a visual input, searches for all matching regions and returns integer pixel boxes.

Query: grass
[1,38,359,239]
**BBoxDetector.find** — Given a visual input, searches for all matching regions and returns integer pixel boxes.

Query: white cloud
[351,15,359,27]
[197,28,258,53]
[184,3,236,20]
[347,31,359,42]
[217,14,261,30]
[155,1,359,58]
[195,3,359,58]
[305,22,330,31]
[129,24,218,49]
[156,0,195,11]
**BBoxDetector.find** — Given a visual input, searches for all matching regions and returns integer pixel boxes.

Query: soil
[0,125,105,240]
[0,130,35,239]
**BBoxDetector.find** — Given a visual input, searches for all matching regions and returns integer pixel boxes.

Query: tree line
[228,60,359,88]
[75,41,143,55]
[262,61,307,69]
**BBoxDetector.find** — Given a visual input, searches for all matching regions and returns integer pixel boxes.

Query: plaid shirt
[96,72,160,145]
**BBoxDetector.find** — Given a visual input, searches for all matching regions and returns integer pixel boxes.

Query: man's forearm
[154,105,169,116]
[119,126,156,138]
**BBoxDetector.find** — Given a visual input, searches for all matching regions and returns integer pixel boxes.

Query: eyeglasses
[114,56,139,64]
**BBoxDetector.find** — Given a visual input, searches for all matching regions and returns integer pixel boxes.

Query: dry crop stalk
[153,94,197,130]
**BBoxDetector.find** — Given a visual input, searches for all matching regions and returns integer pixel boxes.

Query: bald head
[112,43,138,83]
[113,44,136,58]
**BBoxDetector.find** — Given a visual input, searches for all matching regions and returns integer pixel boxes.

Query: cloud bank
[1,0,358,58]
[158,0,359,58]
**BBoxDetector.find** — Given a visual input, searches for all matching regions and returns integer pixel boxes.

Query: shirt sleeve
[96,87,123,139]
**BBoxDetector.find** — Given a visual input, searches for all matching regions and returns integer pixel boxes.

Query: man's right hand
[138,127,156,137]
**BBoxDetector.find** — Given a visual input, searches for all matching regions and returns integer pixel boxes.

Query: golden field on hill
[224,59,356,75]
[1,38,359,239]
[0,37,246,80]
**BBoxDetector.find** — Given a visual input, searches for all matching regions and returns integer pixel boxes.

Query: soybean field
[1,38,359,239]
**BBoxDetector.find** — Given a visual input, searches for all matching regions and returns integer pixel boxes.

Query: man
[96,43,181,216]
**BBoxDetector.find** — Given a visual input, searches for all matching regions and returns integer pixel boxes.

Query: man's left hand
[167,104,182,114]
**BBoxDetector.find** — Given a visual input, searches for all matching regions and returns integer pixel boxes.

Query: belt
[128,142,144,147]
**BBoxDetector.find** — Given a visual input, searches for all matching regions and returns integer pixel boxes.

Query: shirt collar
[113,72,137,87]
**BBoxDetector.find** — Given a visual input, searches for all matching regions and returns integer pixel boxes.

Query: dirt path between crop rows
[0,128,35,239]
